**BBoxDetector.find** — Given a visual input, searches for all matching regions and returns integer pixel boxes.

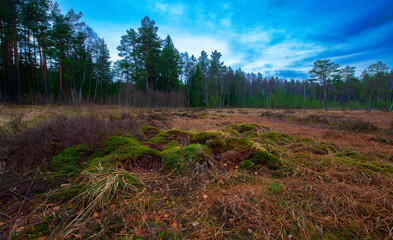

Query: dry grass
[0,105,392,239]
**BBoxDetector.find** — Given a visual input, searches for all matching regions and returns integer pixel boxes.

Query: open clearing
[0,105,392,239]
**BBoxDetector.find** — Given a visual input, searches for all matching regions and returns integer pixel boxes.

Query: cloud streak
[59,0,393,78]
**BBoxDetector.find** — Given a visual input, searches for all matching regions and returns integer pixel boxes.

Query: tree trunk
[0,21,7,99]
[13,19,21,102]
[303,82,306,109]
[368,90,374,113]
[27,29,35,95]
[59,41,63,103]
[323,77,328,111]
[100,59,103,104]
[42,36,48,103]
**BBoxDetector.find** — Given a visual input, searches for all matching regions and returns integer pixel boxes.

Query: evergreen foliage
[0,1,391,111]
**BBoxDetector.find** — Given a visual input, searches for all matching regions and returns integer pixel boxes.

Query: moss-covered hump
[88,136,160,169]
[140,125,161,139]
[148,129,195,146]
[58,128,288,174]
[240,149,283,170]
[260,131,293,143]
[162,144,211,171]
[51,144,90,176]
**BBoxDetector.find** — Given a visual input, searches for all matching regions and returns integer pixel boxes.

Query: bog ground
[0,106,392,239]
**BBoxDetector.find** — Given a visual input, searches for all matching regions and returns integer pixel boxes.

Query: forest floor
[0,105,392,239]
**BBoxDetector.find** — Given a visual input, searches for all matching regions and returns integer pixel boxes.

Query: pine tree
[138,16,162,93]
[159,35,182,92]
[365,61,389,112]
[309,59,340,111]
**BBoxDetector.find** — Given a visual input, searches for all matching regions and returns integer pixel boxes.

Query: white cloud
[170,33,245,66]
[242,40,325,74]
[220,17,232,27]
[154,1,185,16]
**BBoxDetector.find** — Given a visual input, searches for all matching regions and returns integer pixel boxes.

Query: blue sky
[57,0,393,79]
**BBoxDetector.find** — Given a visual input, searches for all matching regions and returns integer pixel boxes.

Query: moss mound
[240,149,283,170]
[162,144,211,171]
[89,136,161,170]
[260,131,292,143]
[140,125,161,139]
[148,129,195,146]
[51,144,90,176]
[195,131,219,143]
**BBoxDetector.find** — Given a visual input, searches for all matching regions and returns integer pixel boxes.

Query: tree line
[0,0,112,104]
[1,1,393,111]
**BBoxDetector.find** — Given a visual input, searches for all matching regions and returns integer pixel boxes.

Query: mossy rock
[240,149,283,170]
[51,144,90,176]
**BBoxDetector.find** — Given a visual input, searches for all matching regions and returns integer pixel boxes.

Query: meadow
[0,105,392,239]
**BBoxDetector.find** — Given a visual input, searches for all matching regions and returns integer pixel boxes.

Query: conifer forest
[1,1,393,239]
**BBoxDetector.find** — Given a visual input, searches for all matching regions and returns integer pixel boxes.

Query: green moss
[239,159,256,170]
[91,136,139,159]
[140,125,161,139]
[260,131,292,143]
[339,153,393,174]
[182,144,211,163]
[242,130,259,138]
[88,136,160,169]
[235,124,261,133]
[51,144,89,176]
[54,184,80,202]
[310,142,330,155]
[207,139,226,150]
[148,134,167,144]
[195,131,219,142]
[268,181,284,195]
[161,147,186,171]
[148,129,195,145]
[162,144,211,171]
[140,125,160,133]
[164,140,182,150]
[226,137,254,150]
[240,149,283,170]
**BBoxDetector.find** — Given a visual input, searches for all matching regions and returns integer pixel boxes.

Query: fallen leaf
[16,226,25,233]
[171,222,178,229]
[191,221,199,227]
[93,212,99,218]
[53,206,61,211]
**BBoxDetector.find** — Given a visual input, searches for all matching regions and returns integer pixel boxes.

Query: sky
[56,0,393,79]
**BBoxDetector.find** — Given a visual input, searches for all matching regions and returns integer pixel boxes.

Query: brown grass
[0,105,393,239]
